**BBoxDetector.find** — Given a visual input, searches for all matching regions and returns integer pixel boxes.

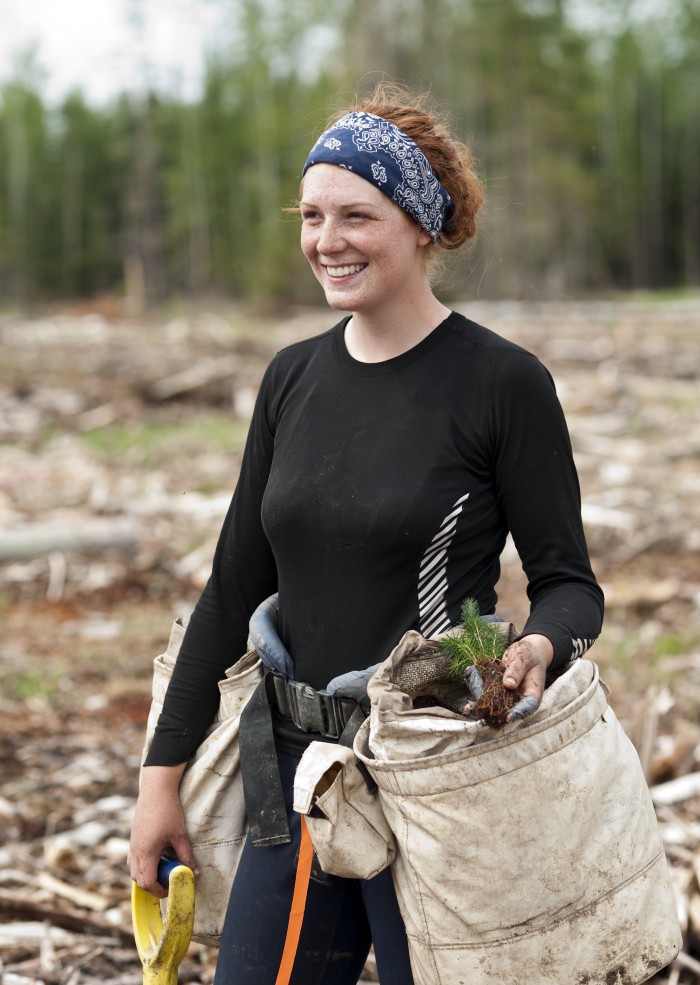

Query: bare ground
[1,296,699,984]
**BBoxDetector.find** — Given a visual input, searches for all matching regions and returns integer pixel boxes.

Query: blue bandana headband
[302,111,453,242]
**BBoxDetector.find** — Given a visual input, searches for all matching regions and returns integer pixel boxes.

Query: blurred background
[1,2,700,983]
[0,0,699,307]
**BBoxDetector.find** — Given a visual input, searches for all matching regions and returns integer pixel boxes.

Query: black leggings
[214,750,414,985]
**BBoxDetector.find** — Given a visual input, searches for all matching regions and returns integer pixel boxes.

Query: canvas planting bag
[340,631,682,985]
[141,616,262,946]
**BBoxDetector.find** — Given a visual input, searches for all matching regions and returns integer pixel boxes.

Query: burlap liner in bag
[142,617,261,946]
[300,630,681,985]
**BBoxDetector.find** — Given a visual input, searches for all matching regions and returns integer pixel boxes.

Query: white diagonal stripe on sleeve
[419,548,448,580]
[570,638,595,660]
[423,612,452,638]
[419,578,449,617]
[439,507,464,528]
[423,524,458,557]
[417,567,447,602]
[418,493,470,638]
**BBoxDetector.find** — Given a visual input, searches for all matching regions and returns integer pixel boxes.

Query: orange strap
[274,815,314,985]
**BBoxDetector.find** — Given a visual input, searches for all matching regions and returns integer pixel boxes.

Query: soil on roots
[472,658,520,728]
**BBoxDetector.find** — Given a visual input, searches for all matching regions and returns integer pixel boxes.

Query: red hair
[328,83,484,250]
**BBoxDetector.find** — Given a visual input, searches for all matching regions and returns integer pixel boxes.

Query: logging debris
[0,298,698,984]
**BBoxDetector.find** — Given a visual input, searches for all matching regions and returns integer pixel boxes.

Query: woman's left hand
[501,633,554,722]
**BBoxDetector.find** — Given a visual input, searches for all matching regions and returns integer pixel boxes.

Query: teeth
[327,264,364,278]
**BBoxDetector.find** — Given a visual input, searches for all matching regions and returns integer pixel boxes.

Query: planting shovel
[132,857,195,985]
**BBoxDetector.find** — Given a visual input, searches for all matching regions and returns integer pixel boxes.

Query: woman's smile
[323,263,368,280]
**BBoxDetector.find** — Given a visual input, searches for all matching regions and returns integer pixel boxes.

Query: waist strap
[266,671,365,740]
[240,672,369,847]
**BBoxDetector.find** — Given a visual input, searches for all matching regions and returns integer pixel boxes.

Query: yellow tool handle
[132,860,195,985]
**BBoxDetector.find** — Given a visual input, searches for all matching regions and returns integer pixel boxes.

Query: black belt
[265,671,365,739]
[240,670,369,848]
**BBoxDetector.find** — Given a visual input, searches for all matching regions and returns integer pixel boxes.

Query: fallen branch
[37,872,111,912]
[675,950,700,977]
[0,894,133,944]
[146,355,238,402]
[652,772,700,807]
[0,521,140,563]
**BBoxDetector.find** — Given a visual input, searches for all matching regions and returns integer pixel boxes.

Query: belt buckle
[288,681,327,734]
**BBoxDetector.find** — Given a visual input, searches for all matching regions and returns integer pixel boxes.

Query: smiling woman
[129,81,604,985]
[293,87,485,361]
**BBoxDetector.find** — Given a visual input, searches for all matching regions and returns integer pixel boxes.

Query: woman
[129,84,604,985]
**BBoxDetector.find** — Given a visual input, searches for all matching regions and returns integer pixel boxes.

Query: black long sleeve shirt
[146,312,603,765]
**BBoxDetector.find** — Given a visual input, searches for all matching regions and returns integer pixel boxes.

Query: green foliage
[0,0,698,304]
[0,666,61,701]
[440,598,507,677]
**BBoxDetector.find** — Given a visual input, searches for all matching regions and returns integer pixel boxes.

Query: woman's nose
[317,219,345,254]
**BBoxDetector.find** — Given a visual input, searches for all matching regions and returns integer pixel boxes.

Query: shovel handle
[133,856,195,985]
[157,856,183,888]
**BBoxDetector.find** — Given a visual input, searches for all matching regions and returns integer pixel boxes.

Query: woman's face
[300,164,431,317]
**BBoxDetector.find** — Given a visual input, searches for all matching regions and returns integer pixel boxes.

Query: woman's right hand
[128,763,198,899]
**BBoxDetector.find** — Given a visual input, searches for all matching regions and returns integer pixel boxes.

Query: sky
[0,0,672,106]
[0,0,224,104]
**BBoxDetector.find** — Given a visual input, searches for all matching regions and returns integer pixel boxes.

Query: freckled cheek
[300,231,319,265]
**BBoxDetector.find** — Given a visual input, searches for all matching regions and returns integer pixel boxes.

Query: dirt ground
[1,296,699,984]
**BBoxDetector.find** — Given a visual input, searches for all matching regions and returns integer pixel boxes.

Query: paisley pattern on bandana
[303,111,453,241]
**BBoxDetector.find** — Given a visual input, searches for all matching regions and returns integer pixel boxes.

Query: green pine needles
[440,598,507,676]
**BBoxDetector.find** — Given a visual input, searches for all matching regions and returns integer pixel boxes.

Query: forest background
[1,0,700,308]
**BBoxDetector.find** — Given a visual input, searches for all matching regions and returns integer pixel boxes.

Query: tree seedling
[440,598,520,728]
